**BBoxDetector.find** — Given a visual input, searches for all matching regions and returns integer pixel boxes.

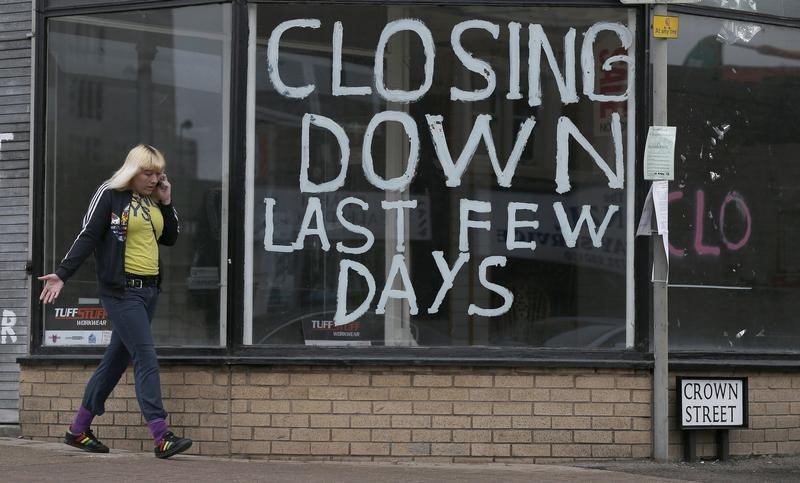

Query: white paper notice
[636,184,654,237]
[652,180,669,265]
[643,126,676,180]
[652,180,668,236]
[636,181,670,278]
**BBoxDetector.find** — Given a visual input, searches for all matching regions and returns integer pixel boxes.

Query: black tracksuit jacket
[55,182,180,298]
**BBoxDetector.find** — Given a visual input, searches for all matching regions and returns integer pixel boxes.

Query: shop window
[668,14,800,351]
[696,0,800,17]
[41,4,231,347]
[248,5,635,348]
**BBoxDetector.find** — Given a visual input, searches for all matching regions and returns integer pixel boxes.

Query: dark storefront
[1,0,800,462]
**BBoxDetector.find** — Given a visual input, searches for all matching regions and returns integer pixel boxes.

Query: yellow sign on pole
[653,15,679,39]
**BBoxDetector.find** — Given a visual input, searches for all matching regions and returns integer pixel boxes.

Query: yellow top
[124,193,163,275]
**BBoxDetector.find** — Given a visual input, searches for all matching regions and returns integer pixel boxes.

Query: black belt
[125,273,160,288]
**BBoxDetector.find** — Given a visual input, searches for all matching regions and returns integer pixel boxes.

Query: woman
[39,144,192,459]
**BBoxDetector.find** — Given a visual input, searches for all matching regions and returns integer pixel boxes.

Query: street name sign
[677,377,748,428]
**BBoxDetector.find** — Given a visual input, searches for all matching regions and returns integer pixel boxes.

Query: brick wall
[22,365,800,462]
[20,364,651,462]
[669,371,800,460]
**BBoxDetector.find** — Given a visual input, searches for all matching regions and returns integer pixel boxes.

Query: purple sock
[147,418,169,444]
[69,406,94,435]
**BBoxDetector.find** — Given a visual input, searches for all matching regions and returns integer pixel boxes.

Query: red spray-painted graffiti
[669,189,752,257]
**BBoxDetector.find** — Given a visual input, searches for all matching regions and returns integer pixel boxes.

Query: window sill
[19,349,800,370]
[20,347,652,368]
[669,351,800,371]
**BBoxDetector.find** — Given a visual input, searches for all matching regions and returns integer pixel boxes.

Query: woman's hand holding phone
[155,173,171,205]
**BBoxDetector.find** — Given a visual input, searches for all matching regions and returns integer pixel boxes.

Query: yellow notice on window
[653,15,679,39]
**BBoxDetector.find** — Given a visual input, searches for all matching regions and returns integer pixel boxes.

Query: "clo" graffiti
[669,189,752,257]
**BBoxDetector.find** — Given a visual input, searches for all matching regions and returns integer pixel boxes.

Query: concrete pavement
[5,435,800,482]
[0,436,690,483]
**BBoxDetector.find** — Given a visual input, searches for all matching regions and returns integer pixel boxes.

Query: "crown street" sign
[677,377,748,428]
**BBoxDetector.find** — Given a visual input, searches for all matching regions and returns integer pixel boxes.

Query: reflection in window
[43,5,230,346]
[249,6,634,348]
[697,0,800,17]
[668,15,800,351]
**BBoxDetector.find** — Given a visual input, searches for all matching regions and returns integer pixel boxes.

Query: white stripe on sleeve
[61,183,111,264]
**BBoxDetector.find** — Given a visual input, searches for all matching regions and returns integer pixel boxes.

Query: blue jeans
[82,286,167,422]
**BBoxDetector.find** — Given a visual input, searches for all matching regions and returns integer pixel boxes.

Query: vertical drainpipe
[651,3,670,463]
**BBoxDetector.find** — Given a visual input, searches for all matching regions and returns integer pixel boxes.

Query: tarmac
[2,436,800,482]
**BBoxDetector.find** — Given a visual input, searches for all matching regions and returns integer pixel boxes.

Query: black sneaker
[154,431,192,459]
[64,428,110,453]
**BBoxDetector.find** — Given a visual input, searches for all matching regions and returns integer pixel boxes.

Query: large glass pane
[668,14,800,351]
[42,4,230,347]
[251,5,633,348]
[696,0,800,17]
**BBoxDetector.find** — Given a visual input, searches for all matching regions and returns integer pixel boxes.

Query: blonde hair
[106,144,166,190]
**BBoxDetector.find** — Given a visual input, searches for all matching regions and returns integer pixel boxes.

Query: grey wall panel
[0,0,31,424]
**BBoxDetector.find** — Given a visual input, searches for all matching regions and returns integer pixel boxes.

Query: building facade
[3,0,800,462]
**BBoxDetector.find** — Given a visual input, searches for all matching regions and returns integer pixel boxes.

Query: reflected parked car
[538,316,626,349]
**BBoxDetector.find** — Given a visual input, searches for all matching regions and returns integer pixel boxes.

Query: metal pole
[651,3,670,463]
